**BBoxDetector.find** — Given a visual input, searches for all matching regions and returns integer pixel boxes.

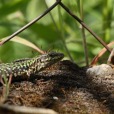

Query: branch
[0,0,61,46]
[59,2,111,53]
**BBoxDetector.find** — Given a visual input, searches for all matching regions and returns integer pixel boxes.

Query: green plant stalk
[2,74,10,100]
[78,0,89,66]
[58,5,73,61]
[102,0,113,42]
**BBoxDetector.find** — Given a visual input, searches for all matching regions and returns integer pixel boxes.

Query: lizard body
[0,52,64,80]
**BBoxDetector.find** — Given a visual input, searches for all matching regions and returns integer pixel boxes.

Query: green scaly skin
[0,52,64,81]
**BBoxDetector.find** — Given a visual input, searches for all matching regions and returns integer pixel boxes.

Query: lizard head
[36,52,64,71]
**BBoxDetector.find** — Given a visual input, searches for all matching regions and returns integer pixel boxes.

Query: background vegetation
[0,0,113,66]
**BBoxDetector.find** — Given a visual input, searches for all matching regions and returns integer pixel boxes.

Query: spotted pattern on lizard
[0,52,64,79]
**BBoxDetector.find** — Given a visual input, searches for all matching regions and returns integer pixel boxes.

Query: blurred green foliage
[0,0,113,66]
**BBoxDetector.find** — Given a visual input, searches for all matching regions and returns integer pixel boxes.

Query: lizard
[0,52,64,82]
